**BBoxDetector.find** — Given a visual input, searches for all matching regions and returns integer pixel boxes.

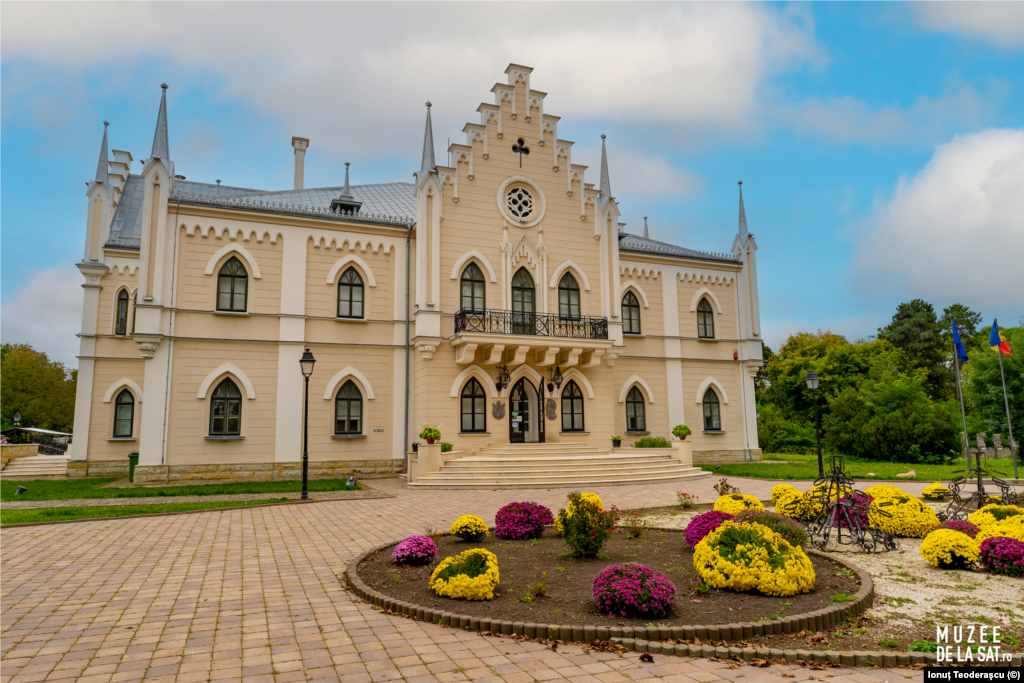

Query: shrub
[868,495,939,538]
[835,492,873,529]
[633,436,670,448]
[560,492,615,558]
[968,504,1024,530]
[494,502,554,540]
[450,515,489,542]
[676,492,699,509]
[734,510,810,547]
[592,564,676,618]
[921,482,949,500]
[977,537,1024,577]
[713,478,740,495]
[757,403,817,454]
[693,521,816,597]
[864,484,906,500]
[713,493,765,516]
[391,535,438,566]
[794,482,856,520]
[919,529,979,569]
[440,441,453,453]
[613,506,647,539]
[429,548,500,600]
[554,492,604,534]
[684,510,735,549]
[672,424,692,439]
[936,519,980,538]
[773,489,806,519]
[771,484,799,505]
[975,517,1024,543]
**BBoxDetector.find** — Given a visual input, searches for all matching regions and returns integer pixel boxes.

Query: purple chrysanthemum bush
[978,537,1024,577]
[835,492,873,529]
[391,535,439,566]
[684,510,734,549]
[937,519,981,538]
[495,502,555,540]
[592,564,676,618]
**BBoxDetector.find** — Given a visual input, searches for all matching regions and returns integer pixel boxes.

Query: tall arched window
[697,297,715,339]
[113,389,134,437]
[460,263,485,312]
[626,386,646,432]
[209,378,242,436]
[561,380,584,432]
[338,268,364,319]
[335,380,363,435]
[131,292,138,333]
[115,290,130,336]
[702,388,721,431]
[217,257,248,312]
[511,268,535,335]
[558,273,580,320]
[622,291,641,335]
[460,378,487,433]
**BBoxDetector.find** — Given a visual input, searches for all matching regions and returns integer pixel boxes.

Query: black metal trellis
[940,450,1022,520]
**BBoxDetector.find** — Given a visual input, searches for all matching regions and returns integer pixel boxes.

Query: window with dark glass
[511,268,535,335]
[558,273,580,320]
[113,389,134,437]
[697,297,715,338]
[561,381,584,432]
[622,291,641,335]
[460,263,485,312]
[217,257,248,312]
[209,378,242,436]
[335,380,363,435]
[115,289,130,336]
[338,267,364,319]
[460,378,487,433]
[626,386,646,432]
[131,292,137,333]
[702,388,721,431]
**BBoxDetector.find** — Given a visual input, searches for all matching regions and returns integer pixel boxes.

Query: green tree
[756,402,816,453]
[878,299,950,399]
[0,344,77,432]
[754,344,773,394]
[962,325,1023,448]
[940,303,983,340]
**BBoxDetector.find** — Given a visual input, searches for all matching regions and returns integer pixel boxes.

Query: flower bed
[868,494,938,538]
[693,521,816,597]
[712,493,764,515]
[919,529,979,569]
[967,503,1024,530]
[977,536,1024,576]
[494,501,554,540]
[936,519,980,538]
[553,492,603,534]
[683,510,733,549]
[733,509,809,547]
[450,514,489,541]
[921,482,949,500]
[975,516,1024,543]
[592,564,676,618]
[392,535,438,565]
[429,548,500,600]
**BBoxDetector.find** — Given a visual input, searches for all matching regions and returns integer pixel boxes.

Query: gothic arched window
[115,289,130,336]
[335,380,363,435]
[626,386,646,432]
[561,380,585,432]
[697,297,715,339]
[558,273,580,320]
[460,263,485,313]
[622,291,641,335]
[702,387,721,432]
[460,378,487,433]
[210,378,242,436]
[338,267,364,319]
[113,389,134,437]
[217,257,248,312]
[511,268,535,335]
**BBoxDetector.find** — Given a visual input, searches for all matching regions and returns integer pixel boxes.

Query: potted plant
[419,425,441,445]
[611,436,622,448]
[411,441,419,453]
[672,424,692,441]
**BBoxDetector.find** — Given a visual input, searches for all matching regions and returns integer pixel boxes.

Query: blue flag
[952,322,969,365]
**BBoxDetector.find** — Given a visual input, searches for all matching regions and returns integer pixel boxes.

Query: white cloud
[913,2,1024,49]
[851,128,1024,312]
[1,266,83,368]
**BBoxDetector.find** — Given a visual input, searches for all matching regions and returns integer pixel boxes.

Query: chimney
[291,136,309,190]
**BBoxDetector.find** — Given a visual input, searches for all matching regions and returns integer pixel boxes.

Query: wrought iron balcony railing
[454,308,609,340]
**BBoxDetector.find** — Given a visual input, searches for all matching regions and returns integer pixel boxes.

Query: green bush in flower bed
[633,436,670,448]
[734,509,810,547]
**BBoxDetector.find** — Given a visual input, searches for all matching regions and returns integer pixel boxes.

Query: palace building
[71,64,764,487]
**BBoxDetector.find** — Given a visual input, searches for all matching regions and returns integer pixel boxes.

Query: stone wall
[692,448,762,465]
[967,433,1016,460]
[132,459,403,483]
[66,460,131,477]
[1,444,39,469]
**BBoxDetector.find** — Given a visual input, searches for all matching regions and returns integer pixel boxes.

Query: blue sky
[2,2,1022,367]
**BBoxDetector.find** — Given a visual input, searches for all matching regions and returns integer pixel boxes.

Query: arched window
[702,388,721,431]
[511,268,535,335]
[558,273,580,320]
[626,386,646,432]
[335,380,363,435]
[131,292,138,333]
[622,291,641,335]
[697,297,715,339]
[217,257,248,312]
[338,268,364,319]
[113,389,134,437]
[460,263,485,312]
[561,381,584,432]
[460,378,487,433]
[209,378,242,436]
[115,290,130,336]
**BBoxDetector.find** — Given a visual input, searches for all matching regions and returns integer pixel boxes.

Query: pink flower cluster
[978,537,1024,576]
[684,510,734,549]
[494,501,554,540]
[391,535,439,566]
[937,519,980,538]
[592,564,676,618]
[835,492,873,528]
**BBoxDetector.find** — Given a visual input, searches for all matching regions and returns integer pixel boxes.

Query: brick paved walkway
[1,489,391,511]
[1,476,927,683]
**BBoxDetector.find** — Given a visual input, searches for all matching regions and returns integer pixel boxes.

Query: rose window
[506,187,535,220]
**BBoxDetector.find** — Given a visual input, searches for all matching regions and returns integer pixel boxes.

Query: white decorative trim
[323,367,375,400]
[499,364,544,398]
[620,281,649,308]
[449,364,499,398]
[103,379,143,403]
[203,244,262,278]
[496,175,547,228]
[689,286,722,314]
[559,368,595,399]
[548,259,591,291]
[325,254,377,287]
[695,377,729,404]
[618,376,655,404]
[196,364,257,400]
[450,250,498,283]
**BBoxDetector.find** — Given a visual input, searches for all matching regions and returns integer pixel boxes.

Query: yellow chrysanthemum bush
[967,504,1024,530]
[450,515,489,542]
[774,483,852,521]
[921,483,950,500]
[429,548,500,600]
[864,484,906,501]
[773,489,805,519]
[713,493,765,516]
[919,529,979,569]
[975,516,1024,543]
[693,521,815,597]
[771,484,799,505]
[868,494,938,538]
[553,492,604,535]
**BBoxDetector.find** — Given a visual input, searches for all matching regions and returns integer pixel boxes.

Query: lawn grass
[706,454,983,482]
[0,499,291,525]
[0,478,361,502]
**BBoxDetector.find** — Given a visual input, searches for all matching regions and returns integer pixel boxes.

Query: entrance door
[509,378,531,443]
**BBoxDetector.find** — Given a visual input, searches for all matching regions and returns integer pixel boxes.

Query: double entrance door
[509,377,545,443]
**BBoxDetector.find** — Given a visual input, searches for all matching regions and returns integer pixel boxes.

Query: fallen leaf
[727,663,739,670]
[639,653,654,663]
[781,671,795,678]
[797,630,807,638]
[692,599,703,603]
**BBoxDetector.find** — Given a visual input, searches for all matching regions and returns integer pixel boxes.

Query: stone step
[1,456,69,477]
[408,468,709,489]
[442,460,686,473]
[451,453,675,465]
[433,463,702,479]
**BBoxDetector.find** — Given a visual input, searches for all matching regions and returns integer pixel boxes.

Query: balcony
[450,309,613,368]
[454,309,608,340]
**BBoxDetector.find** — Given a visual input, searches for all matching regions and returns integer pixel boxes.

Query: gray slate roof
[106,175,146,248]
[618,233,739,264]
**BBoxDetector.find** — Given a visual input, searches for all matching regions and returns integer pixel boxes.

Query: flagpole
[952,323,971,477]
[994,320,1018,479]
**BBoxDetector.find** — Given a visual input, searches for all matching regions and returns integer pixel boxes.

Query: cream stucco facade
[71,65,764,483]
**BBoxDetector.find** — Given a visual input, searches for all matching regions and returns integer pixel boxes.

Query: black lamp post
[805,371,823,478]
[12,411,21,443]
[299,348,316,500]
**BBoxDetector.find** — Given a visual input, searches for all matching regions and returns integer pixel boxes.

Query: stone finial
[977,433,987,450]
[993,434,1003,450]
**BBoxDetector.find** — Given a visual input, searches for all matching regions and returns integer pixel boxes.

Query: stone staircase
[407,442,708,489]
[0,455,70,478]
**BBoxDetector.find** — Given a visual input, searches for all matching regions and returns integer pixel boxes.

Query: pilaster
[137,341,171,466]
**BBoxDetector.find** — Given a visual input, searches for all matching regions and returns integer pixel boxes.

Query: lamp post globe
[805,371,824,477]
[299,348,316,500]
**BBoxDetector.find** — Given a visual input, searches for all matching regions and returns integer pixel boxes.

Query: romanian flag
[990,320,1012,356]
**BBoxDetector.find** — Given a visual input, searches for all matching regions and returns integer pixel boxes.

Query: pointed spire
[738,181,748,240]
[341,162,353,197]
[643,216,649,240]
[150,83,170,162]
[598,134,612,209]
[419,101,435,182]
[95,121,110,188]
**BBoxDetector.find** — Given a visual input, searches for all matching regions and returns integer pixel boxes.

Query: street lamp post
[805,371,823,478]
[299,348,316,501]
